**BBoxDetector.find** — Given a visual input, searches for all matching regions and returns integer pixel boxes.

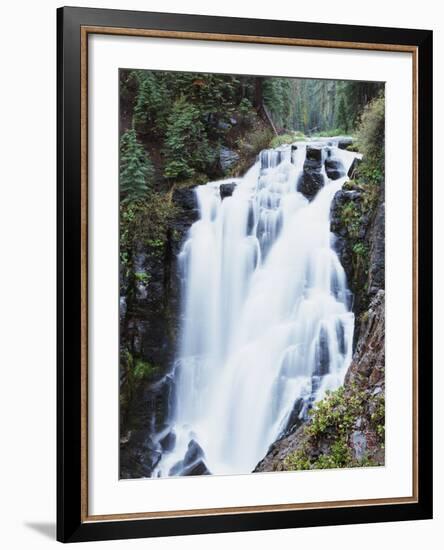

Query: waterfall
[154,139,359,477]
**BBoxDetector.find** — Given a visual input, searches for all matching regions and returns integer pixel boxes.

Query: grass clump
[311,128,348,138]
[269,131,306,148]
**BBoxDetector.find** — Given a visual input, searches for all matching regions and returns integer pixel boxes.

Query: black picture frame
[57,5,433,543]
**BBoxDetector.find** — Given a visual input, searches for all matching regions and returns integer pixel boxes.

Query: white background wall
[0,0,440,548]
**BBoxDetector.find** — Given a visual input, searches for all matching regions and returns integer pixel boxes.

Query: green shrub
[119,193,177,275]
[356,95,385,172]
[134,271,150,284]
[283,385,384,471]
[133,359,157,380]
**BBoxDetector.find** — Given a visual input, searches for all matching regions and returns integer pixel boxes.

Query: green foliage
[356,94,385,185]
[131,70,171,133]
[371,394,385,439]
[339,201,362,239]
[134,271,150,284]
[306,387,365,438]
[343,81,385,129]
[352,242,368,257]
[121,350,159,397]
[119,193,177,276]
[284,385,384,471]
[163,98,216,179]
[120,129,154,202]
[238,97,254,116]
[133,359,158,380]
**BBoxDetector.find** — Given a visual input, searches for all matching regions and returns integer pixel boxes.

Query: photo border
[57,6,432,543]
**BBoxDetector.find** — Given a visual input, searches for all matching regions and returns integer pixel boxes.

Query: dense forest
[119,70,383,199]
[119,69,385,478]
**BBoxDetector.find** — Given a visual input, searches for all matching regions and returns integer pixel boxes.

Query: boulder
[297,145,327,200]
[182,460,211,476]
[168,440,210,476]
[336,137,354,149]
[351,431,367,461]
[169,460,184,477]
[219,182,236,199]
[184,439,205,466]
[219,146,240,172]
[306,145,323,162]
[282,397,306,436]
[325,157,345,180]
[159,431,176,452]
[298,161,325,200]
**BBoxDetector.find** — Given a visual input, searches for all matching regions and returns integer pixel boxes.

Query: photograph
[118,70,386,479]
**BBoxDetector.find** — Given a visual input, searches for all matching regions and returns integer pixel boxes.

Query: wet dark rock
[159,431,176,452]
[325,157,345,180]
[314,327,330,376]
[169,460,184,476]
[367,199,385,296]
[306,145,324,162]
[220,182,236,199]
[282,397,306,436]
[219,146,240,172]
[348,157,361,179]
[336,320,346,355]
[297,169,324,199]
[119,429,162,479]
[183,460,211,476]
[168,440,210,476]
[337,137,354,149]
[172,187,200,240]
[330,188,363,281]
[184,439,205,466]
[298,146,326,200]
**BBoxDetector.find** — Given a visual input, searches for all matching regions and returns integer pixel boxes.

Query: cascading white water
[154,139,360,477]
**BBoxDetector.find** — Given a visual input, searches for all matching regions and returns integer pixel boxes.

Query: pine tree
[163,97,215,180]
[336,94,349,133]
[120,129,154,202]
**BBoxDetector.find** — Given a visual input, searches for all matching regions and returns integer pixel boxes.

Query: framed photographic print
[57,6,433,543]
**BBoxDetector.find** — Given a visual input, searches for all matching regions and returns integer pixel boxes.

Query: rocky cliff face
[119,186,199,478]
[330,181,385,343]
